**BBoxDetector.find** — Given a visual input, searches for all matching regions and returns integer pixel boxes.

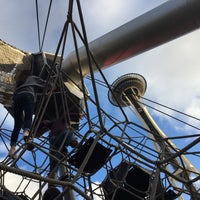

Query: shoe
[23,135,34,150]
[24,136,35,151]
[23,136,29,142]
[26,141,35,151]
[23,131,34,151]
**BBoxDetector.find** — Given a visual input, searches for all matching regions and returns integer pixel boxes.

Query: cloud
[81,0,168,41]
[0,1,200,199]
[4,172,44,198]
[105,29,200,112]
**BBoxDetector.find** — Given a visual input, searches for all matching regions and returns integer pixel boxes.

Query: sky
[0,0,200,199]
[0,0,199,119]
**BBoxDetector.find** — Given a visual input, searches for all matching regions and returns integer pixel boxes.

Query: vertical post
[59,163,75,200]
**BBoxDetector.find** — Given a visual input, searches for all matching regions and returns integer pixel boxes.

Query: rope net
[0,1,200,200]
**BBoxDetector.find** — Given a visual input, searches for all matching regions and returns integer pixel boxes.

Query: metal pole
[62,0,200,84]
[59,163,75,200]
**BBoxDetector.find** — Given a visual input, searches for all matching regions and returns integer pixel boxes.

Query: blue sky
[0,0,200,199]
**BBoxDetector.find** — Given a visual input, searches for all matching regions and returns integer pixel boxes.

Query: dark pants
[49,129,75,173]
[10,93,35,146]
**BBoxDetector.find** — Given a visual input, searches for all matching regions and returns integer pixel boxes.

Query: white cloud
[4,172,43,198]
[81,0,168,41]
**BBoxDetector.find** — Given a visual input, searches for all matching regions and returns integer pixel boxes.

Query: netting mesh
[0,1,200,200]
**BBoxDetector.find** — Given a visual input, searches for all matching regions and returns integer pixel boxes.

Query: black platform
[68,137,112,174]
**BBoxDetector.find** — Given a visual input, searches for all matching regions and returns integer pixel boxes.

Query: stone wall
[0,39,31,106]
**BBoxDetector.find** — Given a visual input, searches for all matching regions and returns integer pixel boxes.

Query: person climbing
[42,118,78,187]
[8,74,53,158]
